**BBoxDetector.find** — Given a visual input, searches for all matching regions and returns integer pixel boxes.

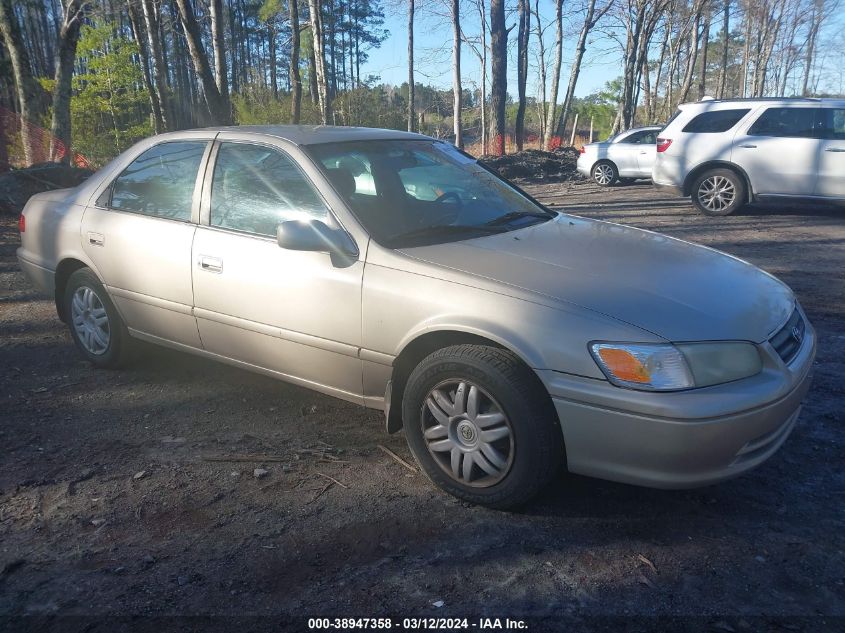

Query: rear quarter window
[682,109,751,133]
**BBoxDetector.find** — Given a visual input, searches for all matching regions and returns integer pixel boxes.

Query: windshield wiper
[387,223,508,246]
[485,210,552,227]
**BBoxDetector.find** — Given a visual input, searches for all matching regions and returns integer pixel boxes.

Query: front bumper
[541,322,816,489]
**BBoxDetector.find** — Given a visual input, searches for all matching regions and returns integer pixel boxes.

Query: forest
[0,0,841,168]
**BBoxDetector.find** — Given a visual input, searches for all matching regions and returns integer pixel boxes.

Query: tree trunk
[489,0,506,155]
[127,0,164,133]
[697,9,710,99]
[717,0,729,98]
[801,0,822,96]
[50,0,87,163]
[407,0,415,132]
[268,23,277,96]
[451,0,462,147]
[679,11,702,103]
[308,42,318,104]
[290,0,302,123]
[307,0,331,124]
[209,0,230,116]
[514,0,529,151]
[0,0,43,165]
[175,0,232,124]
[542,0,563,150]
[478,0,487,155]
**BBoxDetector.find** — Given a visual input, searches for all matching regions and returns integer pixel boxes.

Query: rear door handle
[738,144,757,149]
[87,232,104,246]
[198,255,223,273]
[825,147,845,152]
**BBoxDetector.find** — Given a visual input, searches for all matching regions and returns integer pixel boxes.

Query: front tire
[64,268,130,368]
[591,161,618,187]
[691,168,746,216]
[402,345,563,509]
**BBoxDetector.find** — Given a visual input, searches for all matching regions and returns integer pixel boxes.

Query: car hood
[400,215,794,343]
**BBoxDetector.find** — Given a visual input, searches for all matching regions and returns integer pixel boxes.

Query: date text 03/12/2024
[307,618,529,630]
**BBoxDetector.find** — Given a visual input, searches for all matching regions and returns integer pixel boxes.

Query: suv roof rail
[695,97,823,103]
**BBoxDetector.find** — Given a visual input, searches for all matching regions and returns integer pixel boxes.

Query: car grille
[769,308,805,365]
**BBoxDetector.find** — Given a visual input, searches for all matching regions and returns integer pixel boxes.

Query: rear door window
[682,109,751,133]
[110,142,207,221]
[819,109,845,140]
[747,107,820,138]
[618,130,658,144]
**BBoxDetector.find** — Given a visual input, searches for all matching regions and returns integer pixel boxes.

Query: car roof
[196,124,432,146]
[681,97,845,108]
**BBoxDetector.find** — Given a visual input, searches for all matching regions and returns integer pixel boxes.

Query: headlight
[590,342,762,391]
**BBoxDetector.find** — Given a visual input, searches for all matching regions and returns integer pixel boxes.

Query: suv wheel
[402,344,563,509]
[691,168,746,216]
[64,268,131,368]
[591,161,617,187]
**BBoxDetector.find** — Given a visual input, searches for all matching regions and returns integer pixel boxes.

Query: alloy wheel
[593,164,614,185]
[697,175,736,213]
[71,286,111,355]
[420,379,515,488]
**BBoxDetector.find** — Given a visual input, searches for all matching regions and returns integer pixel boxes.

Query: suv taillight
[579,146,586,154]
[656,138,672,153]
[18,213,25,233]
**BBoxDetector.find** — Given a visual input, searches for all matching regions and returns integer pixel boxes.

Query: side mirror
[276,219,358,260]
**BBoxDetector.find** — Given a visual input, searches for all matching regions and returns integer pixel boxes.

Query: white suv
[652,98,845,215]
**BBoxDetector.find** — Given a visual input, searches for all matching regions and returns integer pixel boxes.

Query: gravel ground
[1,180,843,632]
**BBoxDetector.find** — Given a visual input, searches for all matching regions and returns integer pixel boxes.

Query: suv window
[210,142,329,237]
[110,142,207,221]
[748,107,819,138]
[820,109,845,140]
[682,109,750,133]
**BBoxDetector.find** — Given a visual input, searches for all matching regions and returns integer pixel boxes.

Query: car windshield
[307,140,555,248]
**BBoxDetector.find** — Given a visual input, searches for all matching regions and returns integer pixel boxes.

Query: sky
[359,1,845,100]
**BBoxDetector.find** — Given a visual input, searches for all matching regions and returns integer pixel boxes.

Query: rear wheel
[591,161,617,187]
[64,268,130,368]
[402,344,563,509]
[691,168,746,216]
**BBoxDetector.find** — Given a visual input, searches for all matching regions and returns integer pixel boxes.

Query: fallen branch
[377,445,417,474]
[316,472,348,489]
[202,455,289,463]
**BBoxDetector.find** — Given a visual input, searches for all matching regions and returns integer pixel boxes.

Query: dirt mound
[480,147,581,182]
[0,162,93,215]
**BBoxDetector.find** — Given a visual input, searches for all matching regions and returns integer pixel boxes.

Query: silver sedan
[17,126,815,508]
[577,126,662,186]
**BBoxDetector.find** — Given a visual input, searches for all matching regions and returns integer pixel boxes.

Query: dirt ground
[1,180,843,632]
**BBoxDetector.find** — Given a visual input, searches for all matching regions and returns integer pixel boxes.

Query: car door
[608,131,645,176]
[634,130,658,176]
[191,137,365,404]
[81,137,212,347]
[815,107,845,198]
[732,106,821,196]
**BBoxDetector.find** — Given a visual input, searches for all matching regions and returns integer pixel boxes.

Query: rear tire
[402,344,564,509]
[591,161,618,187]
[691,168,746,216]
[64,268,131,368]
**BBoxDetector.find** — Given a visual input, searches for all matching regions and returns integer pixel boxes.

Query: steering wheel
[434,191,462,206]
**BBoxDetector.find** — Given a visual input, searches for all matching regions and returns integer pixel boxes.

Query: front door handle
[738,144,757,149]
[198,255,223,273]
[825,147,845,152]
[87,232,104,246]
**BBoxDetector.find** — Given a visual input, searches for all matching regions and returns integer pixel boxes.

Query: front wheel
[402,345,563,509]
[64,268,130,368]
[691,168,746,216]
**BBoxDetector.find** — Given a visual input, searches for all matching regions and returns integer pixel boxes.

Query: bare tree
[0,0,44,165]
[541,0,563,149]
[452,0,462,147]
[514,0,529,150]
[489,0,506,155]
[210,0,230,113]
[141,0,170,130]
[175,0,232,124]
[307,0,332,123]
[407,0,415,131]
[290,0,302,122]
[558,0,612,138]
[127,0,164,133]
[50,0,87,162]
[717,0,730,98]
